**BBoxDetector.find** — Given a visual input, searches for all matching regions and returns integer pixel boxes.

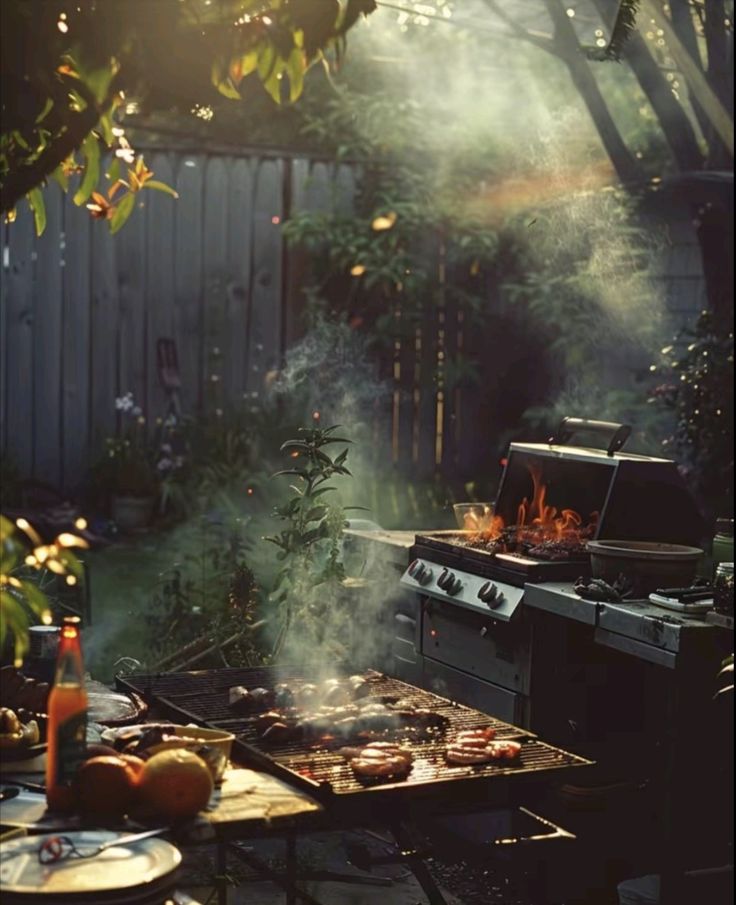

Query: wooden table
[1,763,324,905]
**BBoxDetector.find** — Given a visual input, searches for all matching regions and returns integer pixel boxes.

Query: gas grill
[116,666,592,817]
[396,419,708,726]
[402,418,705,623]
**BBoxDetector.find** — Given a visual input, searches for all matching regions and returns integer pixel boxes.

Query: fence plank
[33,189,64,486]
[304,161,331,212]
[247,158,283,394]
[0,222,8,456]
[416,298,438,478]
[144,153,176,425]
[4,204,36,472]
[115,193,148,420]
[173,155,204,414]
[284,158,312,350]
[201,156,230,414]
[226,157,254,406]
[334,164,357,215]
[89,220,118,457]
[61,196,92,489]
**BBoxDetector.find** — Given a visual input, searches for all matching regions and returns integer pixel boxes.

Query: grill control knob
[437,568,455,591]
[490,592,505,610]
[408,559,425,580]
[447,576,462,595]
[478,581,497,604]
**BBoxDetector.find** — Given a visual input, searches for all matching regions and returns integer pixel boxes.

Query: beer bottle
[46,616,88,811]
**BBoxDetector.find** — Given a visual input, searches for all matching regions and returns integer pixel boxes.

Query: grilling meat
[344,741,413,778]
[274,683,295,708]
[252,697,449,746]
[445,731,521,765]
[230,675,375,716]
[228,686,273,713]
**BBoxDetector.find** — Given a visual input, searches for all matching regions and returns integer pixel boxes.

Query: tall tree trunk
[623,30,704,169]
[704,0,733,110]
[669,0,732,168]
[543,0,641,182]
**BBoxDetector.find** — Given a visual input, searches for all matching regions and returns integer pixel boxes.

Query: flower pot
[111,494,156,532]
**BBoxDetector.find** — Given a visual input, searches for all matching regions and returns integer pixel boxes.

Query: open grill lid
[495,418,705,547]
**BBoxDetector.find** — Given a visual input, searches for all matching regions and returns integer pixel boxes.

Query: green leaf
[106,158,121,185]
[211,58,242,99]
[51,164,69,192]
[35,97,54,124]
[17,579,50,617]
[310,486,337,498]
[110,192,135,235]
[144,180,179,198]
[73,134,101,206]
[280,440,312,453]
[304,506,328,522]
[286,47,305,102]
[96,114,113,148]
[27,188,46,236]
[86,66,115,105]
[1,589,31,664]
[273,468,308,478]
[262,66,284,104]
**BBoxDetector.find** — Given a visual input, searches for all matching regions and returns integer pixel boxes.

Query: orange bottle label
[46,684,87,809]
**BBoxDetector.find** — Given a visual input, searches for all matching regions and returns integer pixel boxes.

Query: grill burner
[413,531,588,584]
[117,667,591,811]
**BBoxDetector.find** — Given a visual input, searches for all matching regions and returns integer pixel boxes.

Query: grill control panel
[401,559,524,622]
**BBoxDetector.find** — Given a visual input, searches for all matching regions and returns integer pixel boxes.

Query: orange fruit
[138,749,213,821]
[117,753,146,782]
[76,755,137,816]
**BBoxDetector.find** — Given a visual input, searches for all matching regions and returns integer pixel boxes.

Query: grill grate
[118,666,592,806]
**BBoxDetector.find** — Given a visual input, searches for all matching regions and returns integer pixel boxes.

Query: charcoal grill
[116,666,592,817]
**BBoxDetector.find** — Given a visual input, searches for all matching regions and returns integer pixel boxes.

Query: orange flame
[474,465,597,550]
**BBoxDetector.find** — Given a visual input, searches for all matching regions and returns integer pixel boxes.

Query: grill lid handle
[551,417,632,456]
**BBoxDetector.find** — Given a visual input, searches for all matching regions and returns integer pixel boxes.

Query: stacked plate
[0,831,181,903]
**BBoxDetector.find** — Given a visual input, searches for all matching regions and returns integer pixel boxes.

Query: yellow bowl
[147,726,234,782]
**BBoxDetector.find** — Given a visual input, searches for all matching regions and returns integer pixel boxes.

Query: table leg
[388,821,449,905]
[216,840,228,905]
[286,834,297,905]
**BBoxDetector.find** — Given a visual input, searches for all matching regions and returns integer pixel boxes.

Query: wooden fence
[0,150,708,493]
[0,151,359,490]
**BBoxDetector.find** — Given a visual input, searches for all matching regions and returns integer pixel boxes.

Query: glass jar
[712,519,734,570]
[713,562,734,616]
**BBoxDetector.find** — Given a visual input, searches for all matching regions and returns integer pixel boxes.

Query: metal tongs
[38,827,168,864]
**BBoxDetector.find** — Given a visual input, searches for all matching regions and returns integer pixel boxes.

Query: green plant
[144,514,266,668]
[0,514,84,664]
[265,424,363,659]
[91,393,175,502]
[650,311,734,519]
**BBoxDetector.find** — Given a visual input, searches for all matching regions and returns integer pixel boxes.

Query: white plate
[0,830,181,894]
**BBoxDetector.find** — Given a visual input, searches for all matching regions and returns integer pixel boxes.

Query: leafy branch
[265,424,362,659]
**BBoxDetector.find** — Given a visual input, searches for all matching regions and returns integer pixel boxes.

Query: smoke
[338,4,669,436]
[267,315,414,679]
